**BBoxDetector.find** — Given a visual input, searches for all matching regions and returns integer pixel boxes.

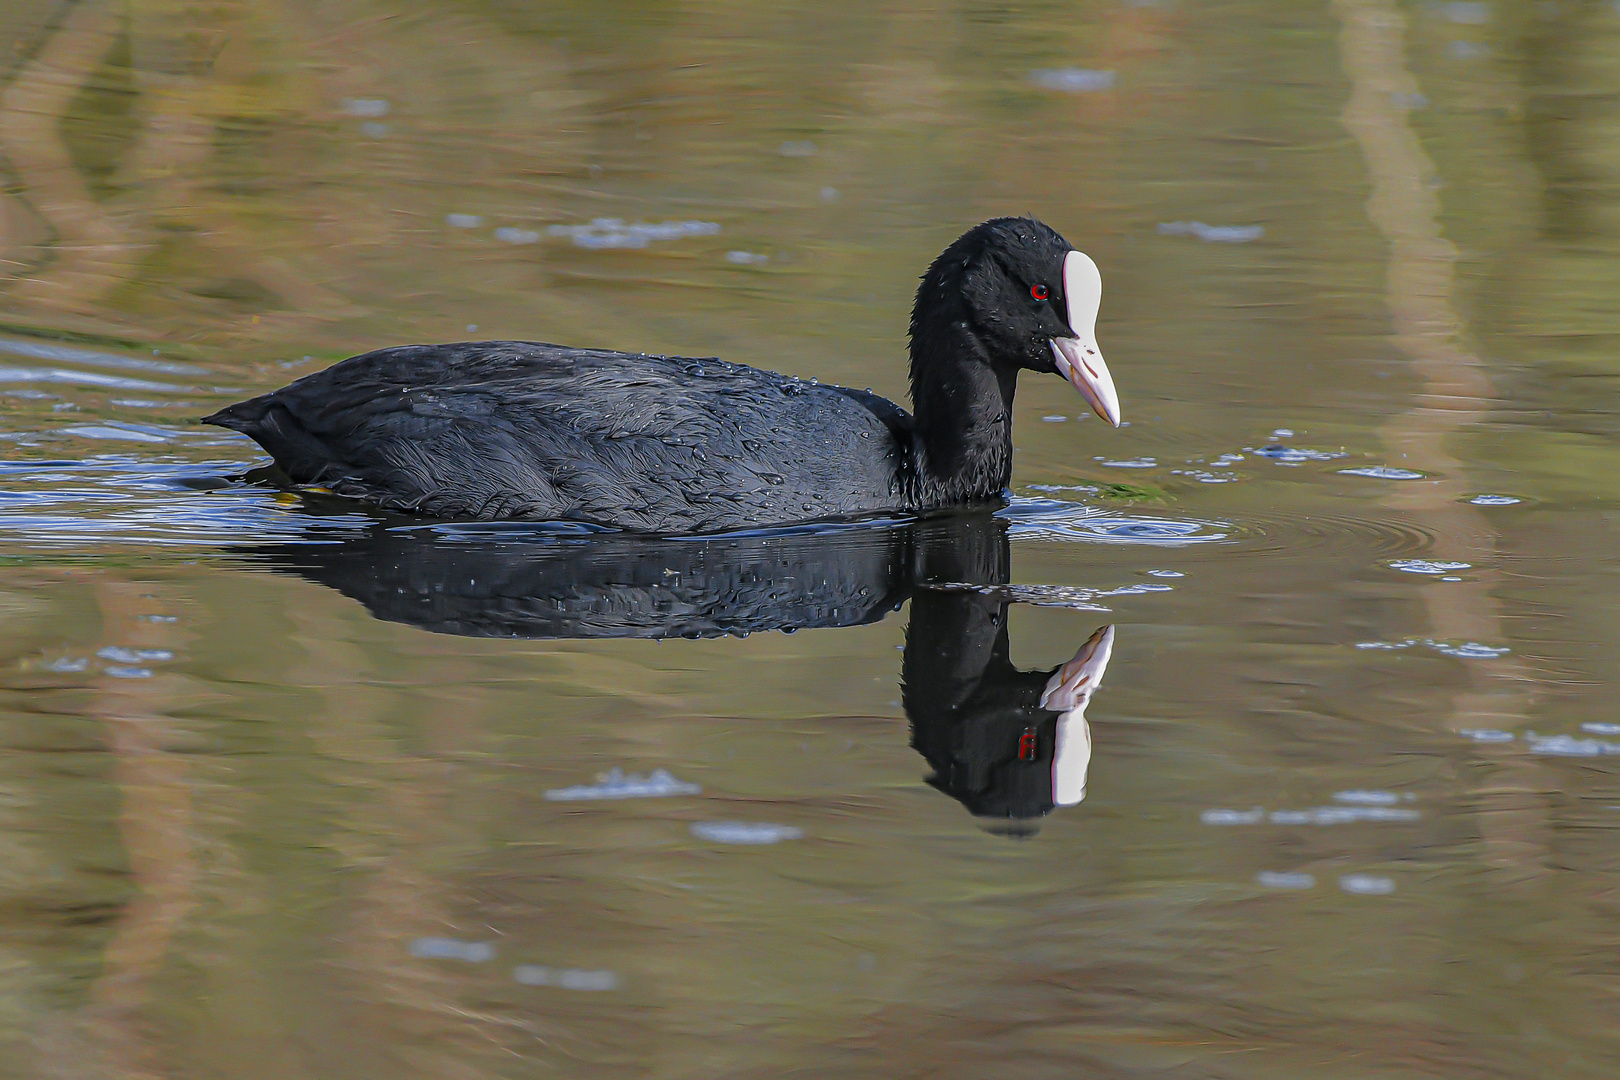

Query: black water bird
[205,218,1120,532]
[246,513,1114,825]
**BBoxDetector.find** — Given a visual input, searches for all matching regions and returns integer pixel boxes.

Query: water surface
[1,1,1618,1077]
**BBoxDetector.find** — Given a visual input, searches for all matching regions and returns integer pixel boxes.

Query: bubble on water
[1145,569,1183,578]
[513,965,618,990]
[690,821,804,844]
[1469,494,1520,506]
[46,657,90,672]
[1269,806,1419,825]
[820,186,839,202]
[446,213,484,228]
[104,666,153,679]
[1430,641,1509,659]
[1340,874,1396,895]
[1390,559,1471,575]
[1041,415,1067,423]
[1251,443,1347,464]
[1201,807,1263,825]
[1270,428,1295,438]
[1157,221,1265,243]
[1257,871,1315,890]
[1459,728,1515,742]
[1030,68,1116,92]
[1333,790,1401,805]
[409,937,495,963]
[97,646,173,664]
[494,227,540,245]
[1100,458,1156,469]
[726,250,768,265]
[1340,465,1426,480]
[1357,636,1508,659]
[1582,723,1620,736]
[342,98,390,117]
[544,767,700,801]
[549,218,720,250]
[1525,733,1620,757]
[1171,469,1238,484]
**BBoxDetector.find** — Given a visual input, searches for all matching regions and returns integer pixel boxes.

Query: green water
[1,1,1618,1076]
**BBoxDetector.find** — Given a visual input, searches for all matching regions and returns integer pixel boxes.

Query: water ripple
[1000,497,1231,546]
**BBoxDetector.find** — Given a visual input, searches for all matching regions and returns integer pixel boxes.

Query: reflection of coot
[246,521,919,639]
[244,512,1111,826]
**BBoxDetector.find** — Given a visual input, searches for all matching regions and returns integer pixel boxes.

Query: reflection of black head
[903,523,1108,824]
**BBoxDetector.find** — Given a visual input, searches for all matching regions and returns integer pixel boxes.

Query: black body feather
[205,217,1085,532]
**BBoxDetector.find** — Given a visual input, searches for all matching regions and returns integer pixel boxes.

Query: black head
[911,217,1120,426]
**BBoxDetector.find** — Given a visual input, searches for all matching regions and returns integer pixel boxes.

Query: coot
[205,217,1119,532]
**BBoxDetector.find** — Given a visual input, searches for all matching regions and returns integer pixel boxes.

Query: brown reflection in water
[29,578,192,1079]
[0,1,143,326]
[1332,0,1545,882]
[285,601,547,1073]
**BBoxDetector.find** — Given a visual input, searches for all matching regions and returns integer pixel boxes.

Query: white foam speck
[1340,465,1426,480]
[1525,733,1620,757]
[544,767,700,801]
[1201,807,1264,825]
[1257,871,1315,890]
[97,646,173,664]
[409,937,495,963]
[690,821,803,844]
[1030,68,1116,92]
[1332,790,1401,805]
[1459,728,1515,743]
[1157,221,1265,243]
[1390,559,1472,575]
[513,965,618,990]
[1269,806,1419,825]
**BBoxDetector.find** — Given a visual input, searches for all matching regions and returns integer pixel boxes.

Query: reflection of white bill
[1040,625,1115,807]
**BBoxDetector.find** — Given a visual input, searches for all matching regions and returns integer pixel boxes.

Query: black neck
[906,316,1018,507]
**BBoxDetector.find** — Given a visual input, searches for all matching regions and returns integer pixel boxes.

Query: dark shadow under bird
[204,218,1120,533]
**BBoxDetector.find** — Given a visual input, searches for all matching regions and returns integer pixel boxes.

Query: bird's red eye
[1031,284,1049,301]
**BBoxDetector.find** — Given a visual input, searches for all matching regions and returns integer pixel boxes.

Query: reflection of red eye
[1031,284,1049,301]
